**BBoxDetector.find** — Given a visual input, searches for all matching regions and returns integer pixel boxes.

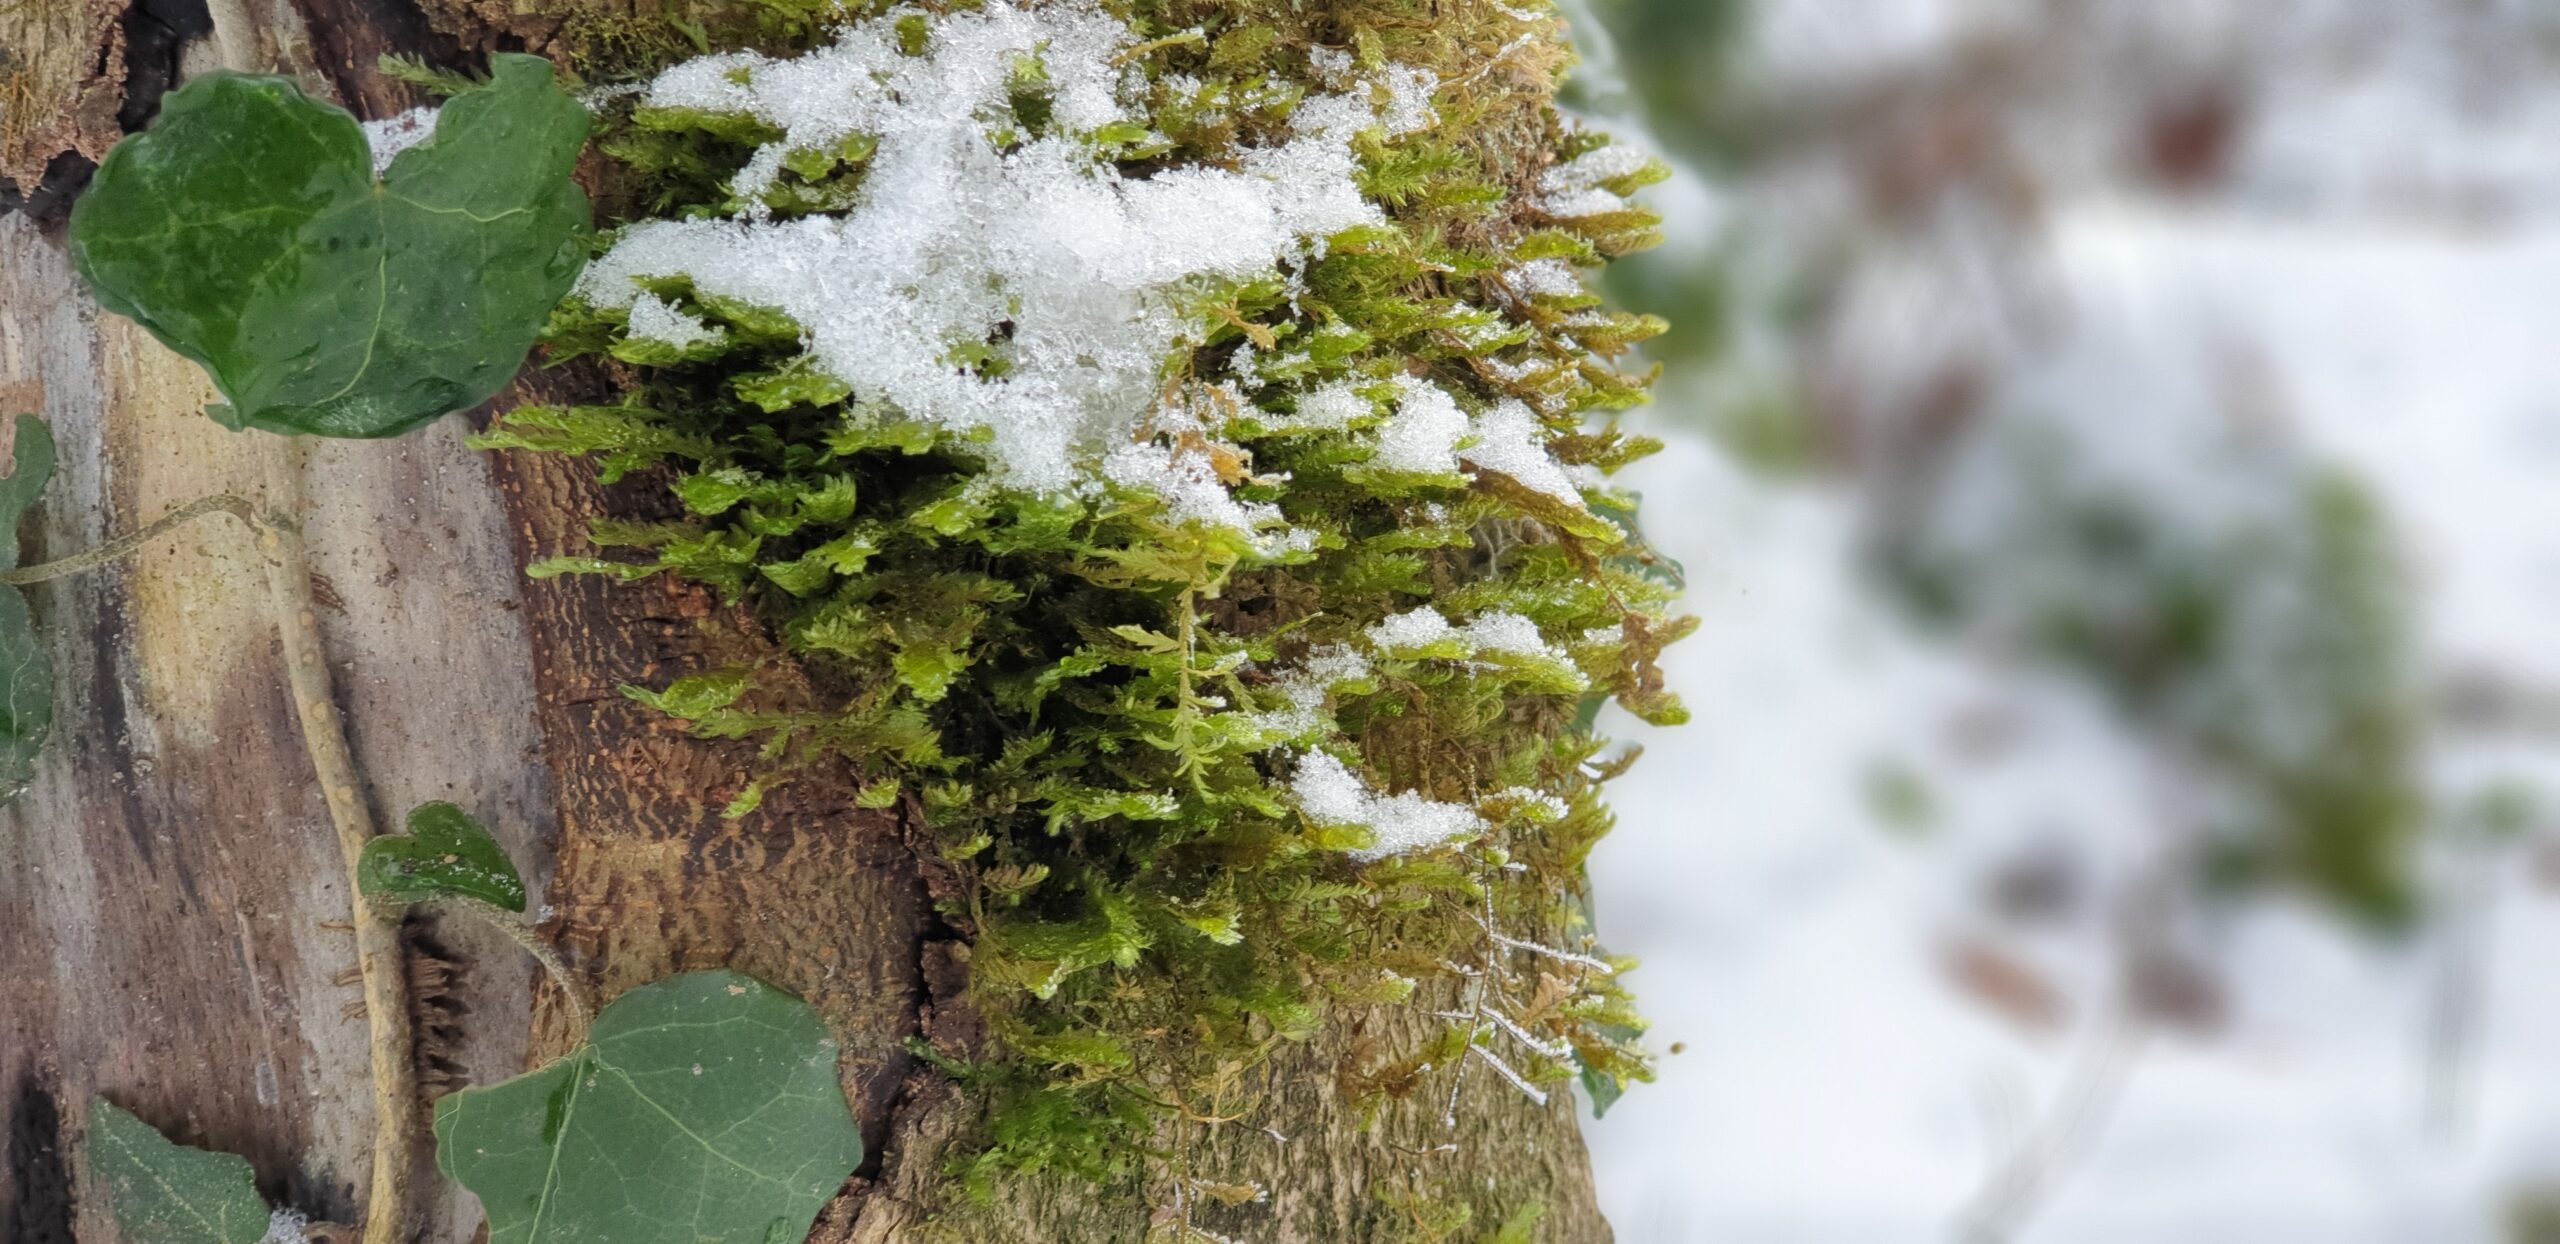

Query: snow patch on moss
[625,291,723,349]
[1291,750,1487,861]
[1375,378,1474,474]
[1462,399,1585,505]
[572,0,1431,508]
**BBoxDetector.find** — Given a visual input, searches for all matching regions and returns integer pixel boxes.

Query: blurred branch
[1952,1007,2148,1244]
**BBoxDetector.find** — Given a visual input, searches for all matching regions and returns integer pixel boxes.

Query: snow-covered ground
[1575,2,2560,1238]
[1587,215,2560,1242]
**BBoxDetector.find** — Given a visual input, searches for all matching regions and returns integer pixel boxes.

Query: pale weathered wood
[0,175,551,1244]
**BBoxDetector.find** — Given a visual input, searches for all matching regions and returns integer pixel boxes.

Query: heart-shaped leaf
[434,969,864,1244]
[86,1100,272,1244]
[359,801,527,911]
[0,414,58,805]
[67,54,590,439]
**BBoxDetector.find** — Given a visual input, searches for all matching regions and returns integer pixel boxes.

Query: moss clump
[480,0,1686,1204]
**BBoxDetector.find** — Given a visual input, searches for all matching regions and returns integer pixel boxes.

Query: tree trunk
[0,2,1615,1241]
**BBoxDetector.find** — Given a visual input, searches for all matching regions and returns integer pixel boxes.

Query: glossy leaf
[68,54,590,439]
[86,1101,271,1244]
[359,801,527,911]
[0,415,57,805]
[434,969,863,1244]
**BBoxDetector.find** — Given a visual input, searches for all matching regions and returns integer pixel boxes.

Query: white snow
[1373,379,1473,475]
[1573,2,2560,1235]
[576,0,1423,503]
[1460,399,1584,505]
[260,1209,313,1244]
[1367,605,1574,671]
[1368,604,1455,651]
[1376,63,1443,137]
[1292,749,1488,861]
[359,106,437,176]
[1456,609,1574,666]
[1252,644,1373,743]
[1540,143,1655,195]
[623,291,723,350]
[1506,258,1587,300]
[1288,382,1376,431]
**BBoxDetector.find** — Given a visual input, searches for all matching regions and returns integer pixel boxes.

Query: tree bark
[0,2,1616,1240]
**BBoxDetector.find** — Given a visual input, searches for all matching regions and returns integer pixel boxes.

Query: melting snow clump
[624,292,724,350]
[574,0,1441,506]
[1462,399,1586,505]
[1292,750,1487,860]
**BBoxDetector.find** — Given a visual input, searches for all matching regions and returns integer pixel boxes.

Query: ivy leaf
[67,54,590,439]
[1576,1060,1624,1119]
[358,801,527,911]
[86,1100,271,1244]
[434,969,864,1244]
[0,415,57,806]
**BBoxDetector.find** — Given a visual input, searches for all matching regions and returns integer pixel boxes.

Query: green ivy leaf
[434,970,864,1244]
[86,1100,271,1244]
[1576,1060,1624,1119]
[0,415,57,805]
[68,54,590,439]
[358,801,527,911]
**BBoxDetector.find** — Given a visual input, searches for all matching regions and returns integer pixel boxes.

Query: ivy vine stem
[436,893,595,1042]
[0,492,255,585]
[252,449,414,1244]
[4,477,415,1239]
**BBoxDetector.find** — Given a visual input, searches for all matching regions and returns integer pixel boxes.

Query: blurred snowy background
[1566,2,2560,1241]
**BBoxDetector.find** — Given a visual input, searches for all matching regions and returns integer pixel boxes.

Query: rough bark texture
[0,1,1616,1240]
[479,369,936,1173]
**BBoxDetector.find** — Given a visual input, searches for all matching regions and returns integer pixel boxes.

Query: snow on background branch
[1569,0,2560,1239]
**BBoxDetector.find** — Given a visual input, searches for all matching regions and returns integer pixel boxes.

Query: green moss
[482,0,1682,1204]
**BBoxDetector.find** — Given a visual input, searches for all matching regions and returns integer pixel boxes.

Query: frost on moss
[482,0,1686,1199]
